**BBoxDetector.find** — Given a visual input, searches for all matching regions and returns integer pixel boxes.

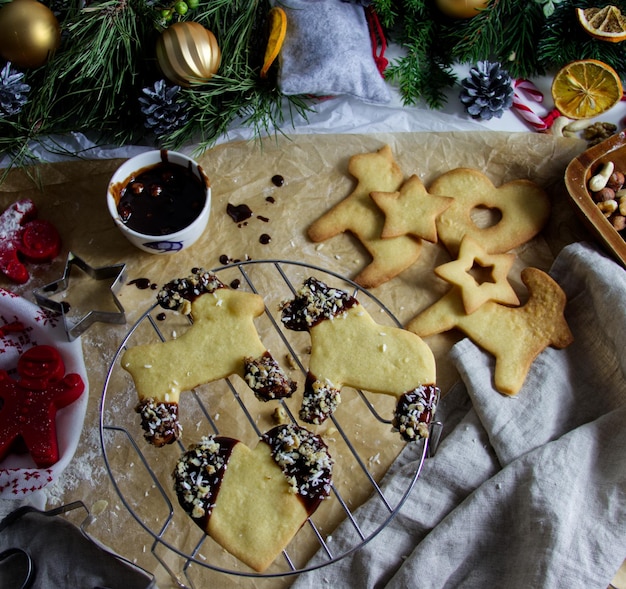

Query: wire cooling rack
[100,260,439,587]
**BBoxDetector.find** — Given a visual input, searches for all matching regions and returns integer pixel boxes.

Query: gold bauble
[0,0,61,68]
[436,0,489,19]
[156,22,221,87]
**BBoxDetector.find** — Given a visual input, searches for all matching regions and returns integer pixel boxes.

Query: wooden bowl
[565,131,626,269]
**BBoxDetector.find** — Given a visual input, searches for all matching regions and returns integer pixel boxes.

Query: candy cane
[512,79,548,131]
[512,79,561,132]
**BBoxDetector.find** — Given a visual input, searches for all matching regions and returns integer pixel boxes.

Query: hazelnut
[130,182,144,194]
[593,187,615,202]
[611,215,626,232]
[607,171,625,191]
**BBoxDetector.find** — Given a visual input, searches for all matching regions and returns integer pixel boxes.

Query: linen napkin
[0,505,155,588]
[291,241,626,589]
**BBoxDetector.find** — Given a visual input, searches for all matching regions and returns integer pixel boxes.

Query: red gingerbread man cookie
[0,199,62,284]
[0,345,85,467]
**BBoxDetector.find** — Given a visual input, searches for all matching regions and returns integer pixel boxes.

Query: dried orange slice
[551,59,623,120]
[576,6,626,43]
[260,6,287,79]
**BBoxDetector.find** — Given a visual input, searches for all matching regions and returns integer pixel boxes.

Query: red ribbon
[366,6,388,76]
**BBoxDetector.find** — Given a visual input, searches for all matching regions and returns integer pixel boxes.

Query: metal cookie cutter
[33,252,127,341]
[0,547,34,589]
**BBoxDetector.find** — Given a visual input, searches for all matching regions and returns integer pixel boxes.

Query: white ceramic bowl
[107,150,211,254]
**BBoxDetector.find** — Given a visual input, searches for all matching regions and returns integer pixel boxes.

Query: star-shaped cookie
[307,145,422,289]
[370,175,453,242]
[407,267,573,396]
[434,236,519,314]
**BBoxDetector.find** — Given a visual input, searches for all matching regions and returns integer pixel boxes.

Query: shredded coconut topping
[135,397,182,446]
[172,436,231,522]
[262,424,333,504]
[157,267,225,312]
[173,425,332,526]
[243,351,297,401]
[299,377,341,425]
[280,277,358,331]
[392,384,439,442]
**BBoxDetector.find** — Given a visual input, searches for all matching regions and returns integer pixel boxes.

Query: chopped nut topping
[157,267,225,312]
[243,351,297,401]
[284,353,298,370]
[299,376,341,425]
[272,405,290,425]
[392,384,439,442]
[173,426,332,526]
[280,277,358,331]
[262,424,333,506]
[172,436,233,524]
[135,397,182,446]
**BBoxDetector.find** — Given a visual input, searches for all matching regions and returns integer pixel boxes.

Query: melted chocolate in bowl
[114,160,207,236]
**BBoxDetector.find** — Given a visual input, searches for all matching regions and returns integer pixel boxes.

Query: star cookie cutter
[33,252,127,341]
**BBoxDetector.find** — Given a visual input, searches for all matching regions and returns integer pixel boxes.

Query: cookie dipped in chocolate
[172,424,333,572]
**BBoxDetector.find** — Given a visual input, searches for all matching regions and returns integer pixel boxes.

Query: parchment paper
[0,132,592,588]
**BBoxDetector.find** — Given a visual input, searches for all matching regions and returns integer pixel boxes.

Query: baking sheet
[0,131,590,588]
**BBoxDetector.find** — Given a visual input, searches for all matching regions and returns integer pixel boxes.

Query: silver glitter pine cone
[139,79,189,138]
[459,61,514,121]
[0,61,30,118]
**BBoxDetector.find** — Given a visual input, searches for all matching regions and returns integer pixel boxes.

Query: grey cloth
[0,505,155,588]
[291,241,626,589]
[277,0,391,105]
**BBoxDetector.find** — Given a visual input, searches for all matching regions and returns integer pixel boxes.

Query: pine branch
[385,53,457,109]
[443,0,546,79]
[0,0,304,168]
[372,0,399,29]
[147,0,310,151]
[10,0,157,145]
[5,0,626,176]
[538,0,626,74]
[375,0,457,107]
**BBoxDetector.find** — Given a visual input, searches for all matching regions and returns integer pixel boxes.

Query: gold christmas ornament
[0,0,61,68]
[436,0,489,19]
[156,21,221,87]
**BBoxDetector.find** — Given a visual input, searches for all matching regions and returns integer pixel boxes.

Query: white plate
[0,288,88,497]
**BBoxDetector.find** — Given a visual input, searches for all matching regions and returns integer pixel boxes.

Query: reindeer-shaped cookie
[281,277,438,440]
[407,267,573,396]
[308,145,422,289]
[123,269,295,446]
